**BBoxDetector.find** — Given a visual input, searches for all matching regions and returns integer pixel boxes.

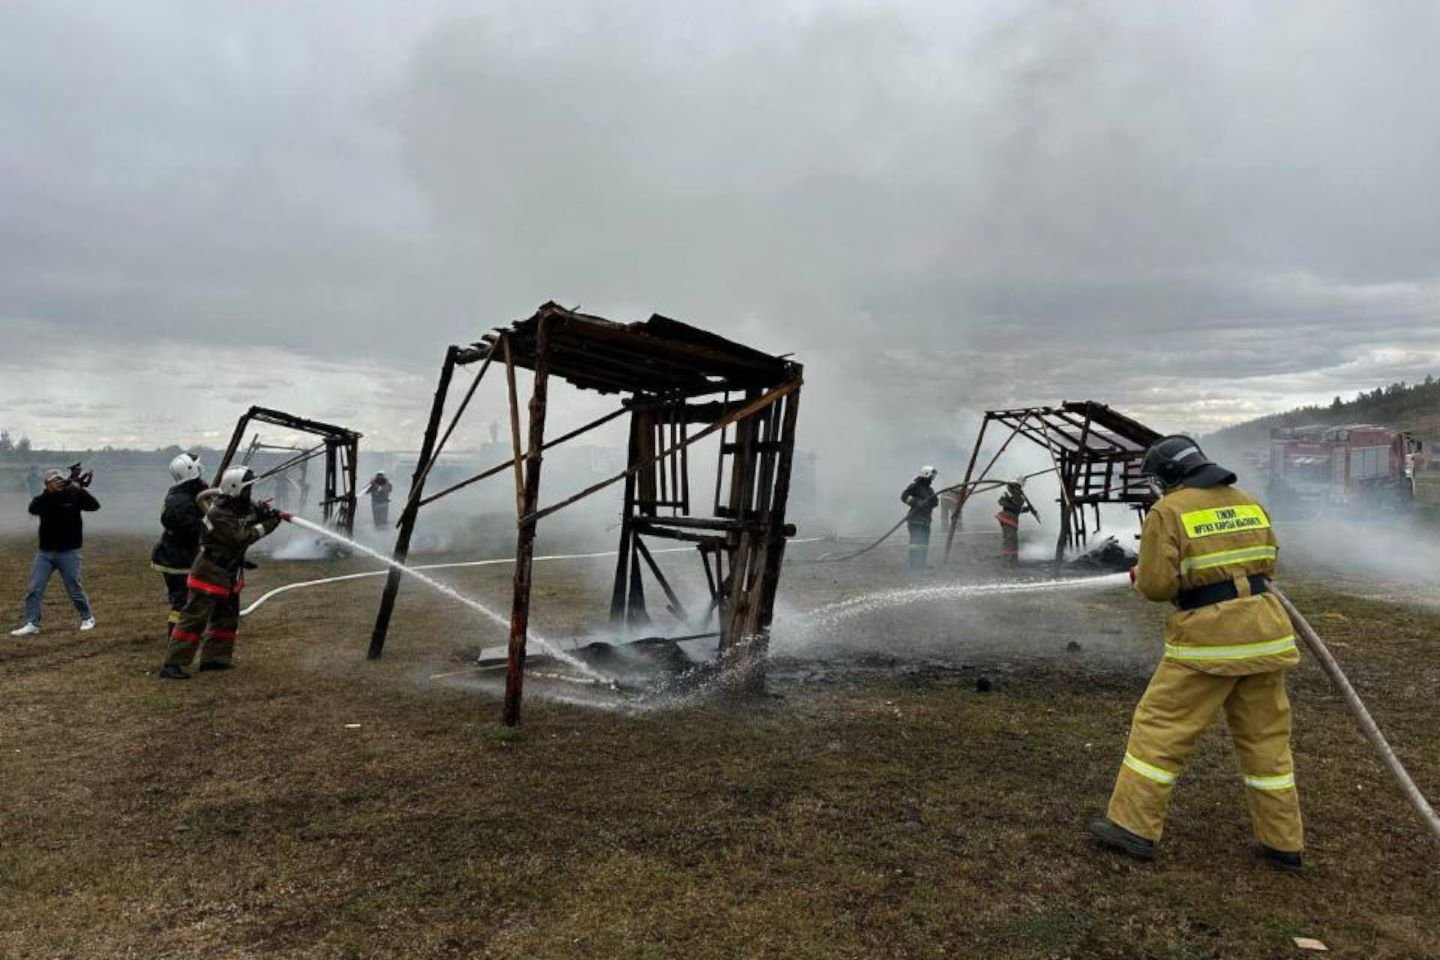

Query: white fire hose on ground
[240,539,827,617]
[1270,583,1440,845]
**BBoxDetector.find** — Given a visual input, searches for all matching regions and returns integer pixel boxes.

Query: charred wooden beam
[503,317,552,727]
[370,346,459,659]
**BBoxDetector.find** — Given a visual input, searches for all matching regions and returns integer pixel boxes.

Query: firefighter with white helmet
[150,453,206,637]
[1091,435,1304,872]
[900,465,940,571]
[160,466,289,679]
[996,475,1034,566]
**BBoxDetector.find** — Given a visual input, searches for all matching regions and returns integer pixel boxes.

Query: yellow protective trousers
[1107,660,1303,852]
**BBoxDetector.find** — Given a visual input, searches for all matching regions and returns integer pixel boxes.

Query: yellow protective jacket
[1135,484,1298,676]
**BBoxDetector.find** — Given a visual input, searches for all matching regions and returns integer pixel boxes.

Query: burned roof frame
[943,401,1162,563]
[367,302,804,727]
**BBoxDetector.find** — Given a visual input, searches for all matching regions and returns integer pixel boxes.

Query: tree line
[1207,376,1440,448]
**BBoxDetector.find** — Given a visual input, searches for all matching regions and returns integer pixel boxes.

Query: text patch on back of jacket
[1180,504,1270,539]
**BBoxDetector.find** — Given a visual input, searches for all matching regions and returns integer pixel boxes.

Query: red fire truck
[1267,424,1418,516]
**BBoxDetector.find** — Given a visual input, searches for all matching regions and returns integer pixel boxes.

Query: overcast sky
[3,0,1439,462]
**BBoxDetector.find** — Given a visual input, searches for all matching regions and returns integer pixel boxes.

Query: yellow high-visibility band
[1165,635,1297,661]
[1179,545,1278,574]
[150,562,192,575]
[1124,752,1178,785]
[1181,504,1271,539]
[1243,772,1296,792]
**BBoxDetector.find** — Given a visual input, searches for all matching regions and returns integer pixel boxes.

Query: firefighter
[996,478,1032,566]
[1091,436,1303,872]
[900,466,940,570]
[160,466,287,679]
[150,453,206,638]
[363,471,394,529]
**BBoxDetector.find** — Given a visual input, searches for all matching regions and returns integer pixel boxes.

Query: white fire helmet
[168,452,204,484]
[918,465,938,479]
[218,466,255,497]
[1013,474,1027,486]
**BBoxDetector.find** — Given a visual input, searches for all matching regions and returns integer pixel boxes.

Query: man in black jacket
[151,453,206,637]
[901,466,941,570]
[11,469,100,636]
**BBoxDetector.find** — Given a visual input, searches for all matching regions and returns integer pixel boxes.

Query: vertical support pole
[503,318,552,727]
[719,390,762,686]
[503,336,526,519]
[1055,453,1073,565]
[735,384,802,696]
[324,442,338,528]
[945,415,990,561]
[627,406,656,625]
[610,407,641,624]
[369,346,460,660]
[344,437,359,537]
[214,410,254,486]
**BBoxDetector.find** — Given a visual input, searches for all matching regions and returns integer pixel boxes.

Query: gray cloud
[2,0,1439,498]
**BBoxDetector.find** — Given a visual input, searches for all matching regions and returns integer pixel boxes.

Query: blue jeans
[23,550,93,625]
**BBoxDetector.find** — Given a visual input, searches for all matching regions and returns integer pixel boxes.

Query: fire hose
[240,537,828,617]
[1270,583,1440,845]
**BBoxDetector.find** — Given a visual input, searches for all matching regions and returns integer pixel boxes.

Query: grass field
[1,533,1437,959]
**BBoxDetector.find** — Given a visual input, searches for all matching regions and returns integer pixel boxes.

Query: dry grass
[1,535,1437,959]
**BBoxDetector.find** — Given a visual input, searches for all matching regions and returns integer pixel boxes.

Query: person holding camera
[10,468,99,636]
[160,466,288,679]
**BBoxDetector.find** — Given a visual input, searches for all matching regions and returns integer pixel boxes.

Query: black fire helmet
[1139,435,1236,490]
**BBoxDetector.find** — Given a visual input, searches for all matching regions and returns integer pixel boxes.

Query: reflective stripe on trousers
[1123,752,1177,785]
[1244,772,1296,791]
[1164,635,1296,662]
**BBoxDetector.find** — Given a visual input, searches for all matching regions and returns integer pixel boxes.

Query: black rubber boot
[159,664,190,680]
[197,661,234,672]
[1090,819,1156,860]
[1258,845,1304,873]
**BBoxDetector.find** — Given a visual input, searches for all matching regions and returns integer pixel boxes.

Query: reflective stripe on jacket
[1135,484,1298,676]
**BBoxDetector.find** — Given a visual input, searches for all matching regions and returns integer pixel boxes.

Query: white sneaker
[79,618,96,631]
[10,622,41,636]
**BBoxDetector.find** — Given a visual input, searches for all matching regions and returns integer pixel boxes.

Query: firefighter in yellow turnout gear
[1091,436,1304,872]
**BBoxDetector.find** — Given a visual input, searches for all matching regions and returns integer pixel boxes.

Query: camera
[67,463,94,488]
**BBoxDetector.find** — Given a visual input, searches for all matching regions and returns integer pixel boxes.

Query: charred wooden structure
[368,302,804,726]
[215,406,362,536]
[943,402,1160,563]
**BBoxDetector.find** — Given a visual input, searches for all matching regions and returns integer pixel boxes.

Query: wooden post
[323,442,338,529]
[944,415,989,561]
[610,409,641,624]
[503,336,526,520]
[343,437,359,537]
[719,391,762,685]
[213,409,255,485]
[503,317,553,726]
[738,384,802,694]
[368,346,459,659]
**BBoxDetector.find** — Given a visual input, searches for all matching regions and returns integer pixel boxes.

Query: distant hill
[1206,377,1440,452]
